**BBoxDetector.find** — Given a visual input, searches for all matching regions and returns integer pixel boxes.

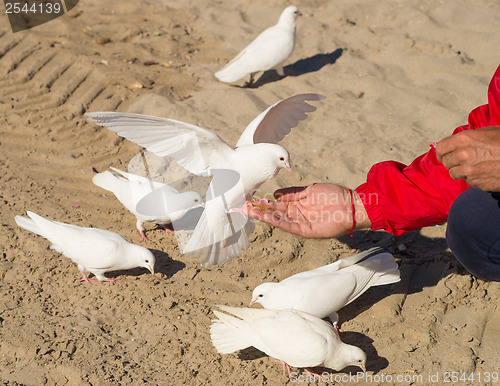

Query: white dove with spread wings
[87,93,324,267]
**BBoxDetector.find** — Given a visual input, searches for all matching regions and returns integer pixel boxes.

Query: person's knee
[446,188,500,281]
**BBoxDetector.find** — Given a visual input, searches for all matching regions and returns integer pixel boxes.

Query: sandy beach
[1,0,500,384]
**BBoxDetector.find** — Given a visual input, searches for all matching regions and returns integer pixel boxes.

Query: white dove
[92,167,203,241]
[15,211,155,282]
[86,93,324,267]
[210,306,366,377]
[250,247,400,326]
[215,5,302,86]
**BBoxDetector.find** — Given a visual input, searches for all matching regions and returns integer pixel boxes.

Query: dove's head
[280,6,302,24]
[326,343,367,372]
[131,245,156,275]
[249,282,279,307]
[270,145,292,173]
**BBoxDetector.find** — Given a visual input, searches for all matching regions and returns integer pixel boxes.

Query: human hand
[436,126,500,191]
[247,183,371,238]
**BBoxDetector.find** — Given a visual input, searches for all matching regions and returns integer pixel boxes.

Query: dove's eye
[145,259,149,263]
[258,294,263,297]
[279,157,285,161]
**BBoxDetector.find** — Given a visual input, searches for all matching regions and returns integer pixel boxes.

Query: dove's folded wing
[87,112,233,176]
[251,311,329,368]
[212,307,328,368]
[236,93,325,147]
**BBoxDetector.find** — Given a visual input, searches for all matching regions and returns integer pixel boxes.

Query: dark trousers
[447,187,500,281]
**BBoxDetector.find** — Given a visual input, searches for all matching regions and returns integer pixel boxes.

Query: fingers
[435,135,457,162]
[273,186,308,201]
[246,206,305,236]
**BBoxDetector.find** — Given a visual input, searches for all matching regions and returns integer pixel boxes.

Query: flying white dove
[250,247,400,326]
[92,167,203,241]
[215,6,302,86]
[15,211,155,282]
[86,93,324,267]
[210,306,366,377]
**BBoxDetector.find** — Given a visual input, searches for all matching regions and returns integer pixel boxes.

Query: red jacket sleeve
[356,64,500,235]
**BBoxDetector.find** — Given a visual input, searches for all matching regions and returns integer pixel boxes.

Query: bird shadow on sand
[334,228,468,325]
[106,248,185,280]
[244,48,343,88]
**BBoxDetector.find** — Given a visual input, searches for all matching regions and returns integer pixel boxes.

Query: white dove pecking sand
[210,306,366,377]
[15,211,155,282]
[92,167,203,241]
[250,247,400,326]
[215,5,302,86]
[87,93,324,267]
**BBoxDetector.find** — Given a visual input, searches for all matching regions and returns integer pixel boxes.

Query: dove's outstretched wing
[86,112,234,176]
[236,94,325,147]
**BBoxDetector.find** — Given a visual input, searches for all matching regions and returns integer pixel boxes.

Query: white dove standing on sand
[215,6,302,86]
[250,247,400,326]
[210,306,366,377]
[15,211,155,282]
[86,93,324,267]
[92,167,203,241]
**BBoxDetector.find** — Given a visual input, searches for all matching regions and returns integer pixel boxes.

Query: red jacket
[356,64,500,235]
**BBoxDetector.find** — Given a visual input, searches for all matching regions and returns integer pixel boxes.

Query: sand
[1,0,500,384]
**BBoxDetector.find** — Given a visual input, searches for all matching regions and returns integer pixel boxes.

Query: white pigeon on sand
[250,247,400,326]
[215,6,302,86]
[15,211,155,282]
[92,167,203,241]
[210,306,366,377]
[86,93,324,267]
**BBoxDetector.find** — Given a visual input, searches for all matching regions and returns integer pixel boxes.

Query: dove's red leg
[77,271,97,283]
[162,225,174,234]
[303,368,328,380]
[103,277,125,283]
[273,359,291,377]
[139,230,150,242]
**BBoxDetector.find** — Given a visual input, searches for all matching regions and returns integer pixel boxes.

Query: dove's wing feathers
[15,212,126,269]
[288,247,384,280]
[281,273,358,316]
[183,200,254,267]
[236,94,325,147]
[215,26,294,83]
[108,167,175,192]
[340,252,401,306]
[86,112,233,176]
[211,307,330,368]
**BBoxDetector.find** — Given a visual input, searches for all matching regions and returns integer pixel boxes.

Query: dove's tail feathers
[15,214,44,237]
[343,252,400,306]
[214,50,251,83]
[15,211,68,242]
[210,311,252,354]
[92,171,124,193]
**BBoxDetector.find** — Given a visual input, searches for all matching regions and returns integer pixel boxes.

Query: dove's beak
[149,265,155,275]
[249,298,257,307]
[360,364,366,373]
[285,163,292,173]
